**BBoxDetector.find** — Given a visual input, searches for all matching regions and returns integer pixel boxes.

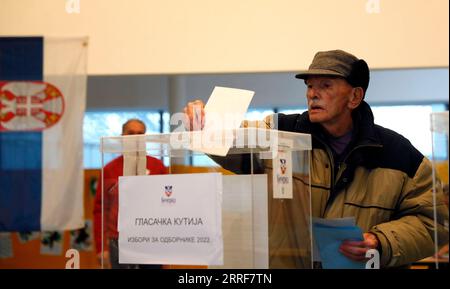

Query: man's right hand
[183,100,205,131]
[97,251,111,269]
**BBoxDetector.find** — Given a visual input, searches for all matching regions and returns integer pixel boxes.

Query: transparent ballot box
[99,128,312,269]
[430,111,449,269]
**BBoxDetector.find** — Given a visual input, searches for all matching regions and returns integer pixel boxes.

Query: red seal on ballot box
[164,185,173,197]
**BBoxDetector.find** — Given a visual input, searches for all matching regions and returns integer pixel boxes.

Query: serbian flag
[0,37,87,231]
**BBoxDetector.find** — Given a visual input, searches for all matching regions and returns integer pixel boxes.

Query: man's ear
[348,87,364,109]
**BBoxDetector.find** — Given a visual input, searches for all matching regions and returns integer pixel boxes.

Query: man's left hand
[339,233,379,262]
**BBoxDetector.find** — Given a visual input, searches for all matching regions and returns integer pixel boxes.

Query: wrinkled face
[305,76,354,126]
[123,121,146,135]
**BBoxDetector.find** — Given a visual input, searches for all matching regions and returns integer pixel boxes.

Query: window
[83,104,447,168]
[276,104,446,159]
[83,111,162,168]
[277,108,307,115]
[371,104,447,159]
[162,112,171,133]
[245,109,275,121]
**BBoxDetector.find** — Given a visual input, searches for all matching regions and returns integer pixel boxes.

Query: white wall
[86,69,449,110]
[1,0,448,75]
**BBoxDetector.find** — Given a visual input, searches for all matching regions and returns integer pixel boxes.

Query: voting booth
[430,111,449,268]
[99,128,313,269]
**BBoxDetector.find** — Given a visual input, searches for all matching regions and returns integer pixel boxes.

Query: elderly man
[93,119,168,269]
[184,50,448,268]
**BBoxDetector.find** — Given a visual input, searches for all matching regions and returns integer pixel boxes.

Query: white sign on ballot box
[118,173,223,265]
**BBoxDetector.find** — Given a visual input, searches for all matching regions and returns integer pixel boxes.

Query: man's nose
[306,88,318,100]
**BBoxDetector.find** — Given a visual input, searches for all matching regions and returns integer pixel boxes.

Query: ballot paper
[312,217,365,269]
[193,86,254,156]
[313,217,356,227]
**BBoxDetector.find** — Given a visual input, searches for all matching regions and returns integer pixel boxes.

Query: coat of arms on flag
[0,37,88,232]
[0,81,64,131]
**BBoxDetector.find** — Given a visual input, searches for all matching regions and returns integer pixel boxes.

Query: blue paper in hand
[312,219,365,269]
